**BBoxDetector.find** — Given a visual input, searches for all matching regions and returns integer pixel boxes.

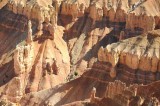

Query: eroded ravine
[0,0,160,105]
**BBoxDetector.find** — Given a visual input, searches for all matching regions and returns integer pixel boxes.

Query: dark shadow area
[61,13,89,42]
[117,64,160,85]
[0,60,15,86]
[58,14,72,27]
[0,7,38,87]
[100,30,118,47]
[75,17,126,66]
[124,27,144,39]
[33,30,53,43]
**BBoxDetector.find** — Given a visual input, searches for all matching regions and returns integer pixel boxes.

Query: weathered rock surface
[0,0,159,75]
[0,7,70,102]
[60,0,160,75]
[58,80,160,106]
[6,0,57,23]
[0,0,160,105]
[98,30,160,72]
[98,30,160,84]
[20,74,160,106]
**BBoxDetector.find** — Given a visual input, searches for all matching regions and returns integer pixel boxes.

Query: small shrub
[74,71,78,76]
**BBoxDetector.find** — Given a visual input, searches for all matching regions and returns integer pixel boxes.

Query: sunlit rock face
[98,30,160,72]
[98,30,160,84]
[0,0,160,105]
[0,1,70,102]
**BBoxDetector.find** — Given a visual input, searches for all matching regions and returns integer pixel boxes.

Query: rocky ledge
[98,29,160,72]
[98,30,160,83]
[0,0,160,105]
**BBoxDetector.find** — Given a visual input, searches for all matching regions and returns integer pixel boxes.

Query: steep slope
[20,66,111,106]
[0,8,70,102]
[20,74,160,106]
[60,0,160,73]
[0,0,160,105]
[98,30,160,84]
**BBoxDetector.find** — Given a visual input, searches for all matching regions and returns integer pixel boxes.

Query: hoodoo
[0,0,159,105]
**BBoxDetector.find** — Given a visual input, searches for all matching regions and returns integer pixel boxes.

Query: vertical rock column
[90,87,96,103]
[105,80,126,99]
[11,20,34,102]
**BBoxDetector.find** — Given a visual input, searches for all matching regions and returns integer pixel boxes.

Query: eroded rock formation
[0,0,160,105]
[106,80,127,99]
[98,30,160,83]
[0,1,70,102]
[14,20,34,75]
[6,0,57,23]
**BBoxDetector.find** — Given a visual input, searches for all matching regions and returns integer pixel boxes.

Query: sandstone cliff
[98,30,160,72]
[59,0,160,75]
[98,30,160,84]
[20,76,160,106]
[0,6,70,102]
[0,0,160,105]
[0,0,159,75]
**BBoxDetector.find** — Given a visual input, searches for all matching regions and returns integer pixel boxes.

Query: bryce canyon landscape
[0,0,160,106]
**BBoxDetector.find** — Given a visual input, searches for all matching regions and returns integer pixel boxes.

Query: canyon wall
[59,0,160,74]
[6,0,58,24]
[98,30,160,72]
[0,0,160,105]
[104,80,160,106]
[0,7,70,102]
[0,0,159,75]
[98,30,160,84]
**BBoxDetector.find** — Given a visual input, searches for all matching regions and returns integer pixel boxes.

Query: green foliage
[66,71,79,82]
[74,71,78,76]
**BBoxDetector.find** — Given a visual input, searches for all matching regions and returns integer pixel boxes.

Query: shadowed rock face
[20,78,160,106]
[0,0,160,105]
